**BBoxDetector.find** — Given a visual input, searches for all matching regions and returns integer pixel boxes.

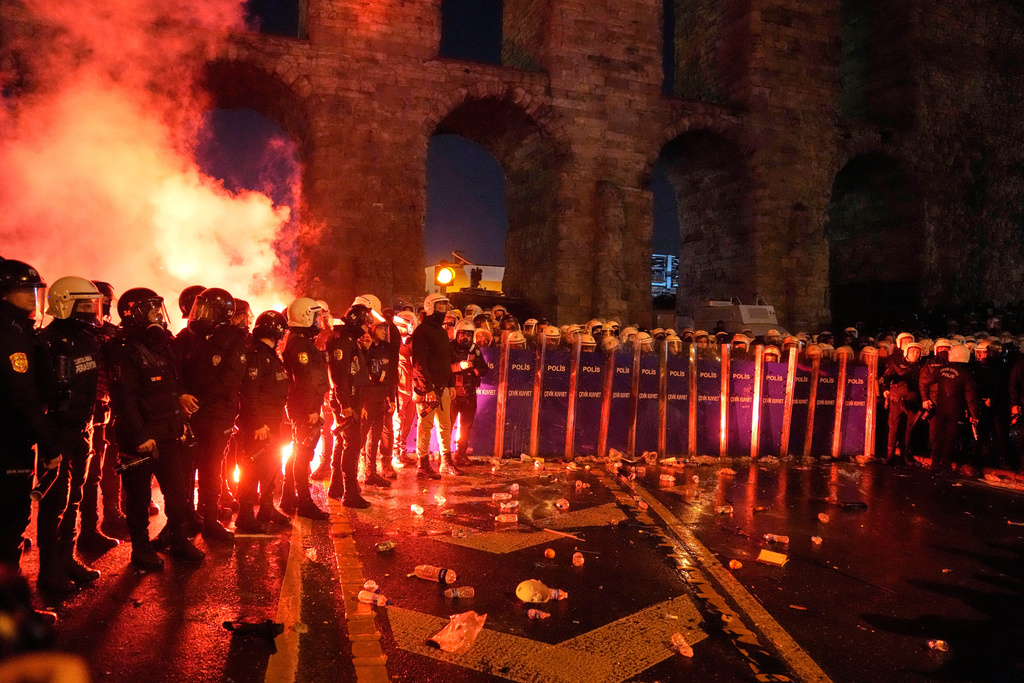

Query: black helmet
[188,287,234,334]
[0,259,45,295]
[343,303,372,329]
[118,288,166,331]
[253,310,288,342]
[232,298,253,330]
[178,284,206,318]
[92,280,115,318]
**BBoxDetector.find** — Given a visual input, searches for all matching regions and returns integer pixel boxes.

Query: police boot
[381,458,398,480]
[257,490,292,526]
[61,544,100,585]
[167,525,205,563]
[363,455,392,489]
[416,455,441,481]
[296,498,329,521]
[130,541,165,572]
[280,464,298,512]
[440,453,464,477]
[452,449,472,468]
[326,473,345,500]
[200,504,235,543]
[310,458,332,481]
[235,504,267,534]
[100,504,131,541]
[77,527,120,555]
[342,474,371,509]
[37,550,75,594]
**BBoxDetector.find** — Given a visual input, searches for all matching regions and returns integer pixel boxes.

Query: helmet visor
[70,295,103,327]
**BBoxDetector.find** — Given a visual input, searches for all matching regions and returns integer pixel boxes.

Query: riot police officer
[326,301,375,507]
[924,344,981,476]
[235,311,292,533]
[0,260,60,574]
[881,340,923,466]
[282,298,330,520]
[412,293,455,479]
[450,319,489,470]
[107,288,204,570]
[36,277,105,592]
[181,288,247,542]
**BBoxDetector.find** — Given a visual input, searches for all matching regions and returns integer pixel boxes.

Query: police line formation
[2,257,1023,597]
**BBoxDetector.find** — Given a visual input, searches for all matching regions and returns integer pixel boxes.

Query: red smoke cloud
[0,0,298,327]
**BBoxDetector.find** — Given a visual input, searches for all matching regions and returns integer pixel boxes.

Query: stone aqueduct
[6,0,1024,329]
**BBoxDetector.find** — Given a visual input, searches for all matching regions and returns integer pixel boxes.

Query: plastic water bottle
[928,639,949,652]
[410,504,424,515]
[495,513,518,523]
[510,483,520,494]
[715,505,734,514]
[527,608,550,619]
[764,533,790,544]
[412,564,457,584]
[493,492,512,502]
[434,494,446,505]
[554,498,569,511]
[660,473,676,483]
[671,632,694,657]
[572,552,584,567]
[548,588,568,600]
[444,586,475,599]
[500,500,518,513]
[358,590,390,606]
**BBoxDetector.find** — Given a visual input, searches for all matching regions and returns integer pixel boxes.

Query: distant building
[424,263,505,295]
[652,254,678,296]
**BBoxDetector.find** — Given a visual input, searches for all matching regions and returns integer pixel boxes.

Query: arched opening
[439,0,503,65]
[827,153,921,329]
[429,97,563,318]
[244,0,305,39]
[653,130,752,321]
[651,159,680,322]
[425,134,508,282]
[840,0,913,127]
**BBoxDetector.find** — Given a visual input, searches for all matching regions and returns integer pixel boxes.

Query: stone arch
[649,127,753,319]
[640,112,750,188]
[826,152,923,328]
[424,87,570,318]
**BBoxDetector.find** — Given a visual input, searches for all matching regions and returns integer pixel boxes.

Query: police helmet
[118,288,167,331]
[253,310,288,342]
[178,284,206,318]
[46,276,102,326]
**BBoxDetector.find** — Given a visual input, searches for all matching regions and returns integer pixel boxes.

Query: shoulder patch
[239,353,247,364]
[333,348,343,361]
[9,352,28,373]
[298,351,309,365]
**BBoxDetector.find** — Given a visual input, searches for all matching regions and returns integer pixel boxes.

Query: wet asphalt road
[23,455,1024,683]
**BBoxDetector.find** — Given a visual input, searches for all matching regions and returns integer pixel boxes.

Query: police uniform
[282,328,329,516]
[881,352,921,464]
[450,337,489,466]
[361,334,393,485]
[0,300,59,569]
[327,322,373,502]
[927,363,981,474]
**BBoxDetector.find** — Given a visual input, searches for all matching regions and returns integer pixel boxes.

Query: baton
[30,465,61,502]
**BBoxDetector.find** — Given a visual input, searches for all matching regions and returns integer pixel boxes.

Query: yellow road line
[265,516,310,683]
[619,471,835,683]
[327,500,390,683]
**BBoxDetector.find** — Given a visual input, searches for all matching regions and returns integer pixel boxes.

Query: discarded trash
[941,568,952,573]
[788,604,808,611]
[363,579,380,593]
[718,468,737,476]
[637,500,649,511]
[544,548,556,559]
[444,586,475,599]
[495,514,519,523]
[811,536,823,545]
[543,528,584,541]
[555,498,570,511]
[451,527,469,538]
[575,480,584,489]
[521,454,532,462]
[492,492,512,502]
[818,513,830,523]
[1008,520,1024,526]
[510,483,520,494]
[516,579,551,603]
[692,475,700,485]
[715,505,734,515]
[411,565,457,584]
[854,454,876,465]
[375,540,398,553]
[928,639,949,652]
[659,473,676,483]
[670,632,694,657]
[293,622,309,634]
[500,500,519,513]
[728,559,742,570]
[534,460,542,469]
[548,588,569,600]
[305,548,317,561]
[441,509,456,517]
[573,552,585,567]
[410,504,424,515]
[434,494,446,505]
[358,590,391,606]
[527,609,550,620]
[753,506,769,513]
[764,533,790,545]
[426,611,487,653]
[756,549,789,567]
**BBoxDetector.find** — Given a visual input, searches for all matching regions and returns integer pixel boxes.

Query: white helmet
[395,310,417,334]
[895,332,915,351]
[464,304,483,319]
[287,297,322,328]
[508,330,527,349]
[424,293,450,316]
[580,333,596,351]
[454,318,475,337]
[948,344,971,363]
[359,294,382,313]
[46,276,102,325]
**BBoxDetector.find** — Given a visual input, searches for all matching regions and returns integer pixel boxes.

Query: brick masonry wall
[3,0,1024,328]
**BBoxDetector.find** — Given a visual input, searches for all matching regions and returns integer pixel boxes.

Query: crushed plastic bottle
[670,632,694,657]
[692,475,700,485]
[444,586,475,599]
[495,513,518,523]
[728,559,742,570]
[575,480,584,489]
[363,579,380,593]
[818,512,830,523]
[434,494,447,505]
[451,528,469,538]
[659,473,676,483]
[715,505,734,515]
[548,588,569,600]
[554,498,570,511]
[764,533,790,544]
[412,565,457,584]
[375,540,397,553]
[499,500,518,513]
[492,492,512,502]
[358,590,390,606]
[510,483,520,494]
[410,504,424,515]
[572,552,585,567]
[928,639,949,652]
[527,608,550,620]
[811,536,823,545]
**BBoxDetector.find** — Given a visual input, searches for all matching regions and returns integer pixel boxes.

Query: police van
[693,297,789,337]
